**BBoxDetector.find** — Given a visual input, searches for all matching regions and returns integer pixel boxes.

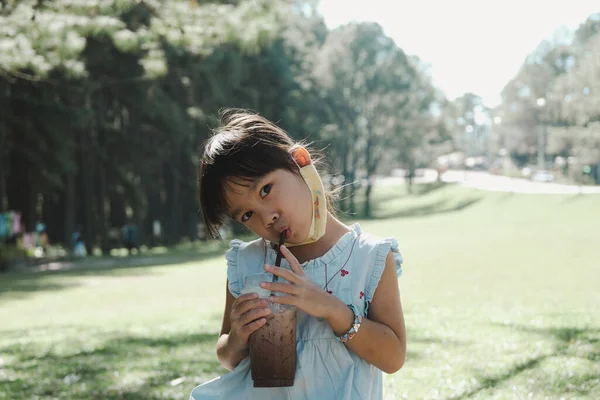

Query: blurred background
[0,1,599,399]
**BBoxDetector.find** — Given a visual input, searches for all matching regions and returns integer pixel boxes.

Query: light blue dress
[190,223,403,400]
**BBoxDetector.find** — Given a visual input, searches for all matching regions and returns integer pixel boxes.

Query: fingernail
[264,265,270,271]
[260,282,267,288]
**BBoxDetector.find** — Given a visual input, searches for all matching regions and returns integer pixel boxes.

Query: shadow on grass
[412,181,448,196]
[561,193,586,204]
[508,324,600,363]
[403,329,472,364]
[374,197,481,220]
[339,182,453,220]
[0,330,223,399]
[495,191,515,203]
[448,324,600,399]
[333,180,491,222]
[0,276,83,302]
[447,355,549,400]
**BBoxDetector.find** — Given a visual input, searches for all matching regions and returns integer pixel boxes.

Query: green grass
[1,183,599,399]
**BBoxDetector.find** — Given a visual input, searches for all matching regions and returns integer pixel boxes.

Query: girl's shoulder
[348,224,404,278]
[226,237,267,269]
[348,226,403,315]
[226,237,265,257]
[225,237,267,297]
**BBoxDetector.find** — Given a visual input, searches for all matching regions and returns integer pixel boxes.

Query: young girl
[190,109,406,400]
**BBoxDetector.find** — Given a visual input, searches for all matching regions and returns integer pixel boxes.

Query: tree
[315,22,436,215]
[499,12,600,179]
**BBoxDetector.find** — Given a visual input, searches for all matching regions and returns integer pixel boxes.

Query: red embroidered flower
[327,290,333,295]
[341,269,349,277]
[360,291,364,299]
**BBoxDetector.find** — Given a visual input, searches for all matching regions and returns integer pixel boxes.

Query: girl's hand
[228,293,271,351]
[260,245,342,319]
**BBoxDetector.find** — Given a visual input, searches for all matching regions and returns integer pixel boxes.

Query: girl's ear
[292,147,312,167]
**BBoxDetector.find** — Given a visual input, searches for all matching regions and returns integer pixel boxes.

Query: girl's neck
[288,213,351,265]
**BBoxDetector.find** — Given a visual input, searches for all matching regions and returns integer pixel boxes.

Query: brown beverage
[247,230,296,387]
[248,303,297,387]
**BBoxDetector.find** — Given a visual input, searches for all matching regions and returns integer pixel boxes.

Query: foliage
[499,13,600,168]
[0,0,443,247]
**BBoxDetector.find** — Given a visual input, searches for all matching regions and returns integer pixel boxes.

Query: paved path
[377,170,600,195]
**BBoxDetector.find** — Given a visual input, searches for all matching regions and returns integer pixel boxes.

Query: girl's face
[224,168,313,244]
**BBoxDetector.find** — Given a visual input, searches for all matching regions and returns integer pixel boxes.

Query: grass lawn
[1,183,599,399]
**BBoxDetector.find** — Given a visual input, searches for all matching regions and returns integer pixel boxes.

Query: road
[376,169,600,195]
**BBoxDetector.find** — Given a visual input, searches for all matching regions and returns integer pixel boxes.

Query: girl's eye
[260,184,272,197]
[240,184,271,223]
[241,211,253,222]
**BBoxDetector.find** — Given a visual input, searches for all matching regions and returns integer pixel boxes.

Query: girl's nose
[264,212,278,227]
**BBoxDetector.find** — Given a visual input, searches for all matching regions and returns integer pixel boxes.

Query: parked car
[531,170,554,182]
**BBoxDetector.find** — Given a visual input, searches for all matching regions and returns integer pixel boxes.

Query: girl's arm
[264,247,406,374]
[326,252,406,374]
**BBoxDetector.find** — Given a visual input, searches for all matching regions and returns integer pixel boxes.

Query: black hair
[199,109,316,239]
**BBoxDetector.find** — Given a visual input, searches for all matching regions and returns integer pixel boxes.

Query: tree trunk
[0,135,6,212]
[363,182,372,218]
[406,161,415,194]
[144,190,163,246]
[42,194,63,246]
[0,90,6,212]
[27,185,37,234]
[80,118,95,253]
[347,136,360,216]
[7,149,36,231]
[97,166,108,253]
[338,134,348,212]
[109,191,126,231]
[0,163,5,212]
[65,169,76,247]
[363,128,375,218]
[164,162,181,245]
[347,167,356,215]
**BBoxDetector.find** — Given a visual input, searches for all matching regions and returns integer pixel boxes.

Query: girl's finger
[239,306,271,327]
[232,293,259,310]
[264,264,299,283]
[280,245,305,276]
[242,318,267,335]
[260,281,297,295]
[269,294,296,306]
[233,298,268,318]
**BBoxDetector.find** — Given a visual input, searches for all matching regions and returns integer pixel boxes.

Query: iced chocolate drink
[244,231,297,387]
[249,303,297,387]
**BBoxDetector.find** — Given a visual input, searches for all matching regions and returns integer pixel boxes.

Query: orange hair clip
[292,147,312,167]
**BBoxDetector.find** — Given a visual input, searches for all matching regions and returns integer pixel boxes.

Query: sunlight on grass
[1,183,599,399]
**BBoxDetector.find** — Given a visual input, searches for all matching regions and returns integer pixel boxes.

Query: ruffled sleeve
[226,239,244,298]
[364,237,403,305]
